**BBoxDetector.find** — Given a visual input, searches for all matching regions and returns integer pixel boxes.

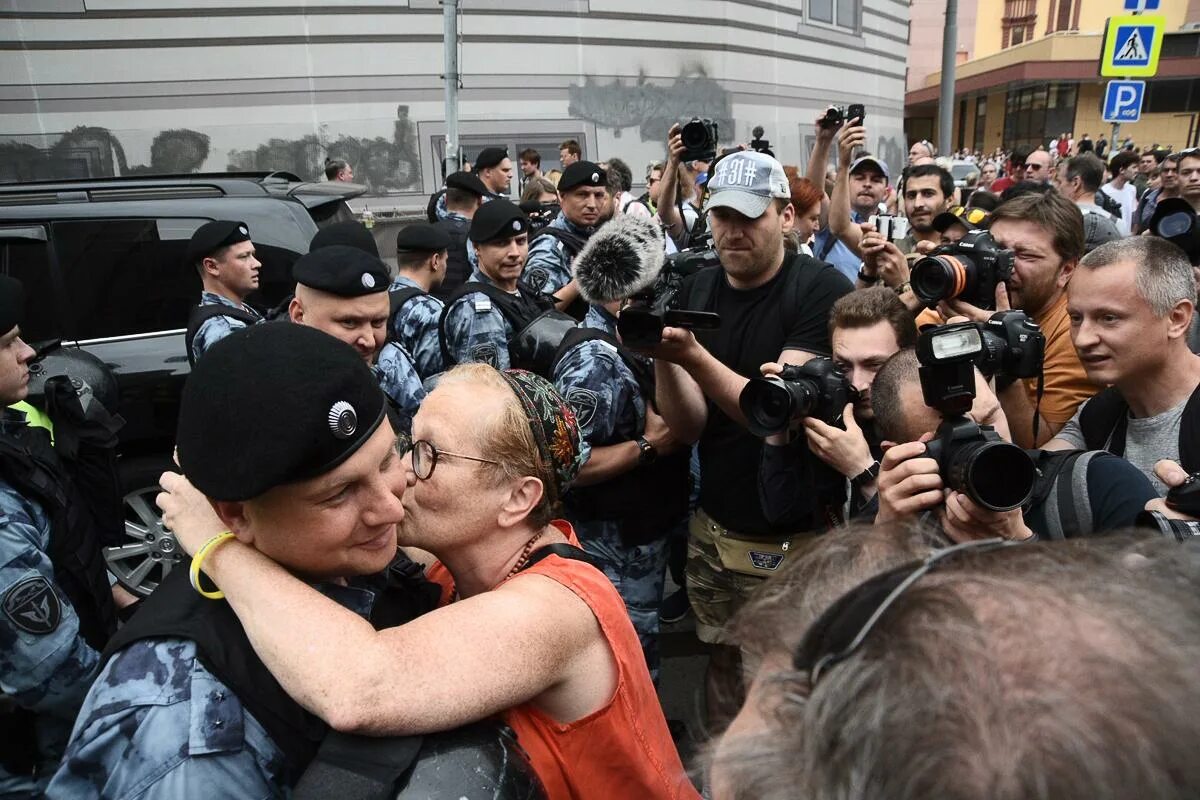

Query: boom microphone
[572,214,665,305]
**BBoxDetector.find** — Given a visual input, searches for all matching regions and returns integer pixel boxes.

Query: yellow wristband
[189,532,236,600]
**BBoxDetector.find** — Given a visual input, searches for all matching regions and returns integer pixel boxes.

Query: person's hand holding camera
[1144,460,1200,521]
[875,437,943,523]
[815,109,841,143]
[861,225,910,289]
[938,280,1011,324]
[939,490,1034,543]
[666,123,686,166]
[804,403,873,482]
[836,120,866,170]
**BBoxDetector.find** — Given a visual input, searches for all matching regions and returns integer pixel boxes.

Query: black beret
[474,147,508,171]
[558,161,607,193]
[468,199,530,244]
[0,275,23,335]
[395,223,451,254]
[187,220,250,265]
[311,221,380,259]
[293,245,390,296]
[445,171,489,197]
[177,323,387,501]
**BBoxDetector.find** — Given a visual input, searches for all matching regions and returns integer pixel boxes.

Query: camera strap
[1033,368,1045,443]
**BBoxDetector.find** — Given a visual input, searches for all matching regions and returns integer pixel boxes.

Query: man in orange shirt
[941,191,1097,447]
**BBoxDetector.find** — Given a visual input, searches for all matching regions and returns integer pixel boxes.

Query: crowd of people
[5,108,1200,799]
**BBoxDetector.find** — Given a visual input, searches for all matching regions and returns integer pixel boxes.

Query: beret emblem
[328,401,358,439]
[591,172,599,182]
[512,220,521,231]
[361,273,376,289]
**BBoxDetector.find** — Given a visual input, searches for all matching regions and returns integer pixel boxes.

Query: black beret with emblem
[474,146,508,171]
[396,223,451,254]
[0,275,23,336]
[293,245,390,296]
[445,170,489,197]
[177,323,387,501]
[557,161,607,193]
[187,220,251,265]
[468,199,530,244]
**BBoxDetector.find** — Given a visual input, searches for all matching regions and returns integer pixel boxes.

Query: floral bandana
[499,369,584,496]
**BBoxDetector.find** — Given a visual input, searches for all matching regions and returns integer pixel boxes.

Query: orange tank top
[422,523,700,800]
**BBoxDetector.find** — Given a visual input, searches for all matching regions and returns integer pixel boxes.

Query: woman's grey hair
[1079,236,1196,317]
[711,532,1200,800]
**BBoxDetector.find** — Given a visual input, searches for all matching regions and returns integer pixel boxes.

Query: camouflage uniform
[0,411,102,797]
[190,291,262,364]
[45,583,377,799]
[522,214,592,296]
[553,306,668,680]
[375,341,426,435]
[440,269,515,370]
[388,275,445,379]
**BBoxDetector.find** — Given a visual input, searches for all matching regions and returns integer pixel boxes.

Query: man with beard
[896,163,953,254]
[185,221,263,365]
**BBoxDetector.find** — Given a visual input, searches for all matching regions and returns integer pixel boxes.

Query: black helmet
[26,343,120,411]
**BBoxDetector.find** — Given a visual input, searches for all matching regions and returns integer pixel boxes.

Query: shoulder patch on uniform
[525,267,549,292]
[3,575,61,635]
[565,387,599,431]
[470,342,499,366]
[473,296,493,313]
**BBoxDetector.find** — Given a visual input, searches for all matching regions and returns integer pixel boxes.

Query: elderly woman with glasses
[157,362,700,800]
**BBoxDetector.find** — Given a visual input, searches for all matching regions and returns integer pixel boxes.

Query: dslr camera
[1138,472,1200,540]
[914,321,1041,512]
[738,357,854,437]
[617,243,721,349]
[519,200,560,235]
[910,230,1015,310]
[680,117,719,164]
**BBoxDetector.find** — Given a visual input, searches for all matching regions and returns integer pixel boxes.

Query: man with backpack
[870,349,1156,540]
[185,220,263,366]
[391,224,450,380]
[1046,237,1200,495]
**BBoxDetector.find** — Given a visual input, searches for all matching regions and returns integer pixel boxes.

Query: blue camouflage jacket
[375,341,426,425]
[523,213,593,296]
[46,582,378,800]
[190,292,262,364]
[440,269,516,370]
[388,276,445,379]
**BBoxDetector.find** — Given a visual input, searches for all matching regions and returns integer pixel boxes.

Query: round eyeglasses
[397,435,500,480]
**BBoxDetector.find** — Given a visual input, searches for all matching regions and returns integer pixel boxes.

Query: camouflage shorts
[685,508,773,645]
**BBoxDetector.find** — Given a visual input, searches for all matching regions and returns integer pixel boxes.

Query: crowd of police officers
[5,123,1200,799]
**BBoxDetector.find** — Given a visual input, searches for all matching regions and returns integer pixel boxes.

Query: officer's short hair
[324,158,349,180]
[445,187,481,210]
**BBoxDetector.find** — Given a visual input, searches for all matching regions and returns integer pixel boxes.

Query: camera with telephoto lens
[914,322,1039,512]
[617,244,721,349]
[680,118,719,164]
[1137,472,1200,540]
[910,230,1016,310]
[739,358,854,437]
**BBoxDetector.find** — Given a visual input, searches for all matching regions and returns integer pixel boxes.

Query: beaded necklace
[449,529,546,603]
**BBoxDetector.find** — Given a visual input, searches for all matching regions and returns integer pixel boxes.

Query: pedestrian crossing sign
[1100,15,1165,77]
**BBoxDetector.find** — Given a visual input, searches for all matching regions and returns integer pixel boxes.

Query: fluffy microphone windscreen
[572,214,666,305]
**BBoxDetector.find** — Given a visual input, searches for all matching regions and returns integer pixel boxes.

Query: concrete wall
[0,0,911,210]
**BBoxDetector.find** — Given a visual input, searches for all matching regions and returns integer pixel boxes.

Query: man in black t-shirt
[647,150,851,725]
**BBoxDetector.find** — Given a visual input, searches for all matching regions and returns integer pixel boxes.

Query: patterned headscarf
[499,369,584,495]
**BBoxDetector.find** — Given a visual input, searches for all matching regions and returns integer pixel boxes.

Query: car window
[0,228,60,343]
[951,163,976,180]
[51,218,205,340]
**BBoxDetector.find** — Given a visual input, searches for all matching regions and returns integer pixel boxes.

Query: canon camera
[910,230,1015,310]
[738,357,853,438]
[915,319,1042,512]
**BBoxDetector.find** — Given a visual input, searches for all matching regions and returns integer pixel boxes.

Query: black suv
[0,171,364,595]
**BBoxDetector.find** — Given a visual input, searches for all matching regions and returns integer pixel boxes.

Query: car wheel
[104,456,183,597]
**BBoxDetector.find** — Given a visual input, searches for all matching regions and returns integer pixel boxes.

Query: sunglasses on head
[793,538,1023,687]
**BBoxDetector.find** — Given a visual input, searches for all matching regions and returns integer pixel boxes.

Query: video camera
[617,241,721,348]
[910,230,1015,310]
[519,201,560,235]
[1148,197,1200,266]
[915,319,1042,512]
[738,358,854,438]
[680,118,719,164]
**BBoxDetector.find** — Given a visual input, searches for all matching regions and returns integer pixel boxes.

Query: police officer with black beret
[524,161,611,319]
[439,200,557,370]
[185,220,264,366]
[474,147,513,198]
[428,171,489,301]
[288,245,425,433]
[391,224,451,380]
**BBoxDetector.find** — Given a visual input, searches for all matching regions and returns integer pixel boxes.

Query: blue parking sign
[1123,0,1160,10]
[1103,80,1145,123]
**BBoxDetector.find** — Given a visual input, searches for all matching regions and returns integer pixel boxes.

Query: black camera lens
[911,253,977,306]
[739,376,816,437]
[681,121,709,150]
[945,439,1036,512]
[1158,211,1194,239]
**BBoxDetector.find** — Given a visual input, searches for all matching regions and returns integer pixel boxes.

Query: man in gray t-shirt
[1054,396,1186,495]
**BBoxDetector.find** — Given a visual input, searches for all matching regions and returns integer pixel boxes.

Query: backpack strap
[815,230,839,262]
[1036,449,1095,540]
[519,542,602,572]
[530,225,589,259]
[1078,387,1129,456]
[388,286,426,337]
[185,303,261,367]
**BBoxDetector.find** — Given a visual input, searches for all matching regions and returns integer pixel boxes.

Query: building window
[973,97,987,152]
[1002,0,1037,49]
[808,0,860,33]
[1003,83,1078,151]
[1054,0,1076,33]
